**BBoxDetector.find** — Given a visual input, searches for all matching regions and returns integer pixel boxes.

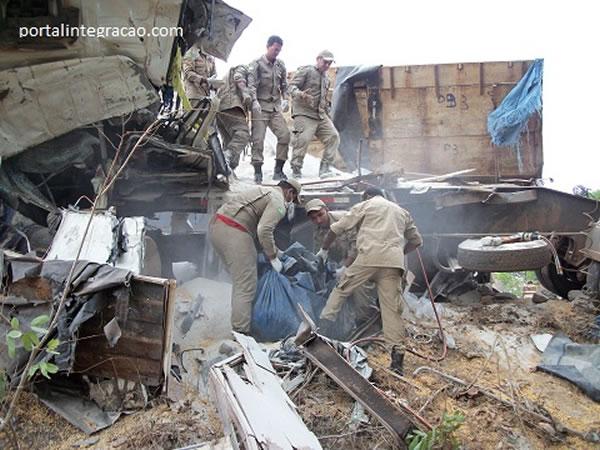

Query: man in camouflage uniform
[305,199,377,326]
[209,179,302,334]
[248,35,291,184]
[182,43,216,100]
[216,65,260,171]
[316,188,423,342]
[289,50,339,179]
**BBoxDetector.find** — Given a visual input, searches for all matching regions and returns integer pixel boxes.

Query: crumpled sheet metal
[45,210,146,274]
[0,55,158,158]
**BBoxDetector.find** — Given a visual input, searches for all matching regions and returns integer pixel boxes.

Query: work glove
[251,99,262,114]
[276,249,285,259]
[242,93,253,110]
[335,266,345,280]
[281,99,290,113]
[270,257,283,273]
[316,248,328,262]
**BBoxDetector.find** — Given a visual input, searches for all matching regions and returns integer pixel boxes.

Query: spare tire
[458,238,552,272]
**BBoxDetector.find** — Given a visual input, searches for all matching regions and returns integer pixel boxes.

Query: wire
[539,235,564,275]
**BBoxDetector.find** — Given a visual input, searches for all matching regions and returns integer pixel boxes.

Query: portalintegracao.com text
[19,24,183,39]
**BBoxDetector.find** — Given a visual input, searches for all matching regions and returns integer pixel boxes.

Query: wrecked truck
[1,5,599,303]
[0,0,250,273]
[295,60,600,298]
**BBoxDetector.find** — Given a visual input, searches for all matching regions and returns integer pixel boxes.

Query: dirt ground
[0,391,223,450]
[293,296,600,450]
[2,294,599,449]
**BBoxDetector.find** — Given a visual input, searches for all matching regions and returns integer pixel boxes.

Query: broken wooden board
[209,333,322,450]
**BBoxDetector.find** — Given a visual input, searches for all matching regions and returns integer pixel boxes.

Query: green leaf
[40,364,49,378]
[28,364,40,379]
[47,338,60,352]
[21,331,40,351]
[7,338,15,358]
[10,317,19,330]
[44,362,58,374]
[7,329,22,339]
[0,370,6,402]
[30,326,48,335]
[22,332,34,351]
[31,315,50,327]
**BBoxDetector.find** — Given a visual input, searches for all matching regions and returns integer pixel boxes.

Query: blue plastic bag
[251,270,317,342]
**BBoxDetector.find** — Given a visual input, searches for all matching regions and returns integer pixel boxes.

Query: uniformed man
[209,179,302,334]
[305,198,357,267]
[248,35,291,184]
[316,188,423,342]
[305,199,378,324]
[182,42,216,100]
[289,50,340,179]
[216,65,260,172]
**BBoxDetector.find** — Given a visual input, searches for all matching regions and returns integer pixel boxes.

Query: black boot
[253,163,263,184]
[273,159,287,181]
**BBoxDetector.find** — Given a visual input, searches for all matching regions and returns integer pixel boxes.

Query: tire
[457,238,552,272]
[536,263,585,298]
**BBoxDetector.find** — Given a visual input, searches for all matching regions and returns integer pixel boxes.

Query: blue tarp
[487,59,543,148]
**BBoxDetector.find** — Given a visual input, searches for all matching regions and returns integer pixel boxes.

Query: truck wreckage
[2,1,600,449]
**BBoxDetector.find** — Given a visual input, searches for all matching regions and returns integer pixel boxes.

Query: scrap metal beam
[299,334,413,448]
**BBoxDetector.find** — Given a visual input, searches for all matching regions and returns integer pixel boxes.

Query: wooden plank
[378,85,518,138]
[381,60,531,89]
[71,276,172,386]
[73,353,163,385]
[75,333,164,360]
[375,134,541,179]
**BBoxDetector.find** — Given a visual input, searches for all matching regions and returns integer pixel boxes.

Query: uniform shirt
[330,196,423,269]
[289,65,331,120]
[218,65,256,113]
[313,210,358,264]
[248,55,288,112]
[182,47,216,99]
[216,186,287,259]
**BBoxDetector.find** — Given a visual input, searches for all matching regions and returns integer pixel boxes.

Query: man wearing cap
[216,64,260,172]
[209,179,302,334]
[305,199,357,268]
[305,199,377,324]
[289,50,340,179]
[248,35,291,184]
[316,188,423,342]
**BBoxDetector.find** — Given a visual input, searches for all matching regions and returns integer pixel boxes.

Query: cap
[286,178,302,195]
[305,198,326,214]
[317,50,335,62]
[279,178,302,203]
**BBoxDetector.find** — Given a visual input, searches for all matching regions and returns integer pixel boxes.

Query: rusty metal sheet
[300,335,412,448]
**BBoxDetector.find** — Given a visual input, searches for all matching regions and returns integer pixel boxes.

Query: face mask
[286,202,295,221]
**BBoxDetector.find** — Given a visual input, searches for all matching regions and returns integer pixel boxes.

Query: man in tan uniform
[289,50,340,179]
[209,179,302,334]
[182,43,216,100]
[305,199,377,322]
[316,188,423,342]
[216,65,260,171]
[248,35,291,184]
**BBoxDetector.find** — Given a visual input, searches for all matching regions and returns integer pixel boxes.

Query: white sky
[218,0,598,193]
